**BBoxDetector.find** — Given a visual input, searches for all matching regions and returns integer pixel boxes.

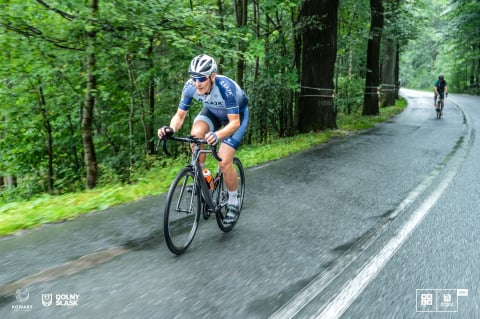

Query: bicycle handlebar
[157,135,222,162]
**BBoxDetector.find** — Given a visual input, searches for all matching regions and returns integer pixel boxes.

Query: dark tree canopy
[0,0,470,201]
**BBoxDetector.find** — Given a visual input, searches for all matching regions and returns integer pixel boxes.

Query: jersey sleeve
[178,80,195,111]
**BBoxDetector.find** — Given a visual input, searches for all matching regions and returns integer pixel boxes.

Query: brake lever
[156,137,171,156]
[162,138,171,156]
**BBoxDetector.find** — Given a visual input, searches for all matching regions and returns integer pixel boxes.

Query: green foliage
[0,99,406,236]
[0,0,465,206]
[400,0,480,93]
[335,75,365,114]
[0,0,240,201]
[443,0,480,93]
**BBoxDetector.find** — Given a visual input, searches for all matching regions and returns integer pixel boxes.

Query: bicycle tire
[202,199,211,220]
[215,157,245,232]
[436,100,443,119]
[164,167,201,254]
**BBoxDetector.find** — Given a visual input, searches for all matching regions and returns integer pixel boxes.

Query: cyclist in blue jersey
[434,74,448,113]
[158,54,249,224]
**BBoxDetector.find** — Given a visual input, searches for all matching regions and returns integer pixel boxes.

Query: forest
[0,0,479,203]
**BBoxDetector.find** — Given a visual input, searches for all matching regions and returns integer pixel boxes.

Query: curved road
[1,89,479,318]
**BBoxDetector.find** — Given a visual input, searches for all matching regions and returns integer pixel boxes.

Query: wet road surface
[1,89,479,318]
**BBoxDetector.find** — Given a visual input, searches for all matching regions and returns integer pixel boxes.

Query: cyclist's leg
[218,144,240,224]
[439,93,445,114]
[191,107,221,166]
[220,109,248,207]
[218,144,238,197]
[190,120,209,166]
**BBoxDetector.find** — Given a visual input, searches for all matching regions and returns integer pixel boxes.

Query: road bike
[435,94,446,119]
[158,135,245,255]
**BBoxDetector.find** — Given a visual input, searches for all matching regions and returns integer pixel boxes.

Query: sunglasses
[191,76,209,83]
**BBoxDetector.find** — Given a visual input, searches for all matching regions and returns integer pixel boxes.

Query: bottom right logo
[416,289,469,313]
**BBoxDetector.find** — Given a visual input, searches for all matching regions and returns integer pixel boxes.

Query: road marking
[269,140,465,319]
[313,101,472,318]
[269,99,471,319]
[314,163,458,318]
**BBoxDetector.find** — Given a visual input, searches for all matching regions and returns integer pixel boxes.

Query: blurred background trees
[0,0,473,201]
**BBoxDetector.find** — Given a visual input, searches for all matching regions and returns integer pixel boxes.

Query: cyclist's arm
[217,114,240,140]
[205,113,240,145]
[169,109,188,133]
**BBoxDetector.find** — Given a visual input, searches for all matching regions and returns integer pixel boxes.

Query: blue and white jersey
[178,75,248,124]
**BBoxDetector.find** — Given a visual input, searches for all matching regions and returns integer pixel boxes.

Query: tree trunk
[37,85,55,194]
[395,42,400,99]
[3,176,17,188]
[381,0,398,107]
[67,113,82,180]
[216,0,226,73]
[146,37,155,155]
[362,0,384,115]
[82,0,99,189]
[293,11,302,132]
[126,54,135,181]
[380,37,397,107]
[298,0,339,132]
[235,0,247,88]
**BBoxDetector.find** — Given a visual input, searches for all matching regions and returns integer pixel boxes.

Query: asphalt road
[1,89,479,318]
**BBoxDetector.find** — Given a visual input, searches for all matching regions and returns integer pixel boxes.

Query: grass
[0,100,406,237]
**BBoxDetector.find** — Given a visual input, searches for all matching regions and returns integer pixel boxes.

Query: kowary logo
[12,289,33,312]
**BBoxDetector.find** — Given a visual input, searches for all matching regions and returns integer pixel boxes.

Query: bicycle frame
[435,94,445,119]
[159,135,222,212]
[160,135,245,254]
[437,97,444,107]
[192,146,218,212]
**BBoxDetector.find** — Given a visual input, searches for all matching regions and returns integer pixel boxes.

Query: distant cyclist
[434,74,448,114]
[158,54,249,224]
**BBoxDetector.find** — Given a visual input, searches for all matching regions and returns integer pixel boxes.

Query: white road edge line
[314,157,460,319]
[268,97,470,319]
[313,98,471,319]
[268,165,438,319]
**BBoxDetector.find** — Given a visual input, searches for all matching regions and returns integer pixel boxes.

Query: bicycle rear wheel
[215,157,245,232]
[164,167,201,254]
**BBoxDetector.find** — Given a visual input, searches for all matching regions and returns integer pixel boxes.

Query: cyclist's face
[193,74,215,95]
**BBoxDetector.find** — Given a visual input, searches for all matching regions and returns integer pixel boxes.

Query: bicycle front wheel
[164,167,201,255]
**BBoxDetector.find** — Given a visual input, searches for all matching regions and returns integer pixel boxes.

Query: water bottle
[203,169,214,190]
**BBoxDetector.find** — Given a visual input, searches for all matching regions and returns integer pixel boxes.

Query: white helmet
[188,54,217,77]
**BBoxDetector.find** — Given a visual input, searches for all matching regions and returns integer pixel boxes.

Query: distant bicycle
[158,135,245,255]
[435,93,446,119]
